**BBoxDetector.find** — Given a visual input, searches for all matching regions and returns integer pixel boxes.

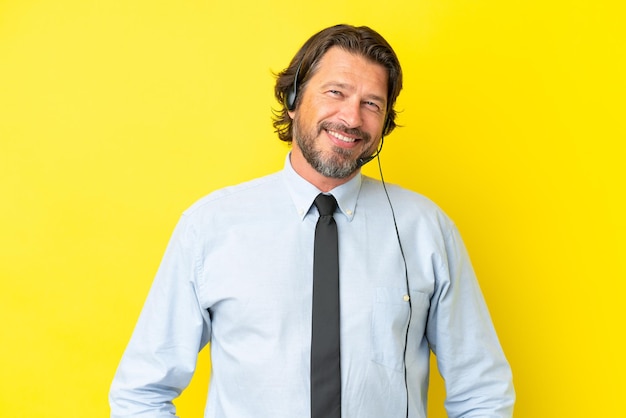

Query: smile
[326,129,358,143]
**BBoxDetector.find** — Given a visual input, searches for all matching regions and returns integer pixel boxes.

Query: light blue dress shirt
[110,154,515,417]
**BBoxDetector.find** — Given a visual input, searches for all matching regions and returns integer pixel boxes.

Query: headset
[284,61,302,112]
[286,59,413,417]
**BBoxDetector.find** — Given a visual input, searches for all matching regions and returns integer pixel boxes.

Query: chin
[313,155,359,179]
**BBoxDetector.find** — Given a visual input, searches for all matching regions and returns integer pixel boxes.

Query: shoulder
[169,171,289,239]
[183,171,284,217]
[361,176,450,218]
[360,176,457,235]
[163,171,288,253]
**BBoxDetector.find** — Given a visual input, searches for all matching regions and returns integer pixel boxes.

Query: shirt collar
[281,152,360,222]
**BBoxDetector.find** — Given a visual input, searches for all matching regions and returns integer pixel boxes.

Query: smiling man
[110,24,515,418]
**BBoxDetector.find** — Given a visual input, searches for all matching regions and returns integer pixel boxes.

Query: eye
[363,101,382,112]
[327,89,342,97]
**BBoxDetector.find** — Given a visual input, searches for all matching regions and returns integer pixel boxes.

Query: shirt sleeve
[109,214,211,417]
[426,221,515,417]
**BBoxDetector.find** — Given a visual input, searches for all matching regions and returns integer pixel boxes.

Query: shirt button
[403,295,410,302]
[346,209,353,215]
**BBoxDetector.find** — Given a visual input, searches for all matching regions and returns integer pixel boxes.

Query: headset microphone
[357,112,393,167]
[356,136,384,167]
[356,154,377,167]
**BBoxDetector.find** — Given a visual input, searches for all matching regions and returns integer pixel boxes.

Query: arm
[109,215,211,417]
[426,223,515,417]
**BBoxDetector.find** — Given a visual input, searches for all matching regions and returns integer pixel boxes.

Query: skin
[288,46,389,192]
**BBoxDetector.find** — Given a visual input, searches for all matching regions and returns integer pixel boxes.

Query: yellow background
[1,0,624,416]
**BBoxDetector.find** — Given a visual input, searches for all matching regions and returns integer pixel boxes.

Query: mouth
[326,128,360,144]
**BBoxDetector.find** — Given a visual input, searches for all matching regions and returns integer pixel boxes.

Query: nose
[337,98,363,128]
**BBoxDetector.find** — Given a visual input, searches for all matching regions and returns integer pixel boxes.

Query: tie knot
[314,193,337,217]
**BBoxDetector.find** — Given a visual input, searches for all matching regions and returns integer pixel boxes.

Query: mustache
[318,121,371,143]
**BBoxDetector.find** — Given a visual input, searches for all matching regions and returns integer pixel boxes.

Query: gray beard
[299,141,359,179]
[293,120,369,179]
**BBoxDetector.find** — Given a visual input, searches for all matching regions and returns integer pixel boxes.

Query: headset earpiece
[285,61,303,111]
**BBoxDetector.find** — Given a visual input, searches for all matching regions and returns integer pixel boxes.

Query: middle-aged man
[110,24,515,417]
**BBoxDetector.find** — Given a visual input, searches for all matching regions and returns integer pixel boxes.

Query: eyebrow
[321,81,387,106]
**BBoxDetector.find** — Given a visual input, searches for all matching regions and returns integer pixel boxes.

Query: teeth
[328,130,356,143]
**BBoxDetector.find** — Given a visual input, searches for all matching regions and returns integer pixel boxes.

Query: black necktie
[311,193,341,418]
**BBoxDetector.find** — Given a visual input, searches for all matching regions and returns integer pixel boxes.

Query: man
[110,24,515,417]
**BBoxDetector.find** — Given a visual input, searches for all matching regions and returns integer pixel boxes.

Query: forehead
[310,46,388,94]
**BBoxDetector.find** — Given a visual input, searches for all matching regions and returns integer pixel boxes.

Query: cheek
[363,116,385,136]
[306,97,341,120]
